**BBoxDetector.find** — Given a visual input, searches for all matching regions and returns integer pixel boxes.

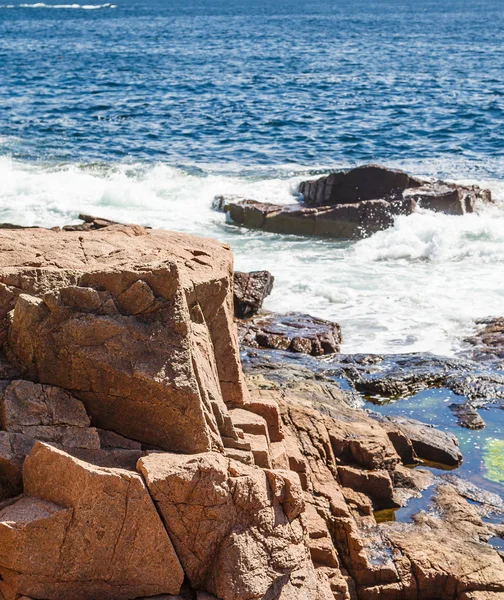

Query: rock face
[238,311,342,356]
[0,224,503,600]
[138,452,323,600]
[234,270,274,318]
[216,165,492,239]
[0,225,247,452]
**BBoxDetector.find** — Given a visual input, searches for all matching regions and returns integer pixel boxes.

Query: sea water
[1,0,504,490]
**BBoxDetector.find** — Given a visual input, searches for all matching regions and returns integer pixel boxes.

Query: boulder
[62,214,124,232]
[218,196,415,239]
[0,442,184,600]
[299,164,491,213]
[299,165,423,206]
[0,226,247,452]
[238,311,342,356]
[233,270,274,318]
[138,452,323,600]
[449,401,486,430]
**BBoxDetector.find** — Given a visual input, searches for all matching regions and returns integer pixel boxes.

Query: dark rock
[385,416,463,467]
[215,165,492,239]
[449,402,486,429]
[62,214,121,231]
[233,270,274,318]
[463,317,504,364]
[238,311,342,356]
[299,164,423,206]
[217,195,416,239]
[299,164,491,214]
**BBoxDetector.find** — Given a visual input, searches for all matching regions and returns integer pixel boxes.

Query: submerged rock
[238,311,342,356]
[449,401,486,429]
[215,165,492,239]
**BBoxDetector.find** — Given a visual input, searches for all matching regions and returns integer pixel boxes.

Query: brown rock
[386,416,463,466]
[138,452,322,600]
[0,431,34,499]
[0,442,184,600]
[233,270,274,318]
[97,428,142,450]
[299,164,491,212]
[338,466,397,510]
[0,226,247,453]
[0,380,100,450]
[218,166,492,239]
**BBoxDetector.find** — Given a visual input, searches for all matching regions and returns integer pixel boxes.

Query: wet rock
[62,214,124,231]
[216,165,492,239]
[299,164,491,214]
[233,270,274,318]
[218,195,415,239]
[239,311,342,356]
[441,474,504,517]
[464,317,504,364]
[386,415,463,467]
[0,442,184,600]
[299,164,421,206]
[449,401,486,429]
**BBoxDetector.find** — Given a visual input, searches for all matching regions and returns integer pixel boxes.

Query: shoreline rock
[233,270,274,318]
[238,311,342,356]
[0,222,502,600]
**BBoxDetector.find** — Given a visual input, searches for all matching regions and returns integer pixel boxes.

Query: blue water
[1,0,504,172]
[1,0,504,358]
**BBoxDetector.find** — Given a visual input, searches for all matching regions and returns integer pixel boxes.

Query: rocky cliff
[0,225,503,600]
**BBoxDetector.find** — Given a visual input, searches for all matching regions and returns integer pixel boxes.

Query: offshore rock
[217,195,415,239]
[216,165,492,239]
[299,164,491,214]
[0,225,247,452]
[233,270,274,318]
[0,442,184,600]
[238,311,342,356]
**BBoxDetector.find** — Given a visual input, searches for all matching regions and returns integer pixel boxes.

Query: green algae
[483,438,504,485]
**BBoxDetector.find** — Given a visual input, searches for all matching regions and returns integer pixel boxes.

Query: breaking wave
[1,155,504,356]
[0,2,116,8]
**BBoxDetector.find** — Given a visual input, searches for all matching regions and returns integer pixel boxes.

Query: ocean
[1,0,504,358]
